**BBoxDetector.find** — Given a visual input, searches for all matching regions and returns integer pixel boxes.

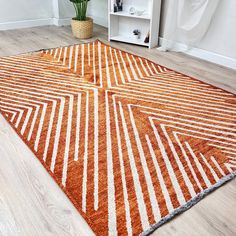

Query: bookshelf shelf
[108,0,162,48]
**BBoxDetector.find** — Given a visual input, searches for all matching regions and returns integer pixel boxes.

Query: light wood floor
[0,24,235,236]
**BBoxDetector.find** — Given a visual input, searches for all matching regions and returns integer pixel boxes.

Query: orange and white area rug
[0,40,235,235]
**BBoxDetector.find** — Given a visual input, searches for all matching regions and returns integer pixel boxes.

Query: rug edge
[140,170,236,236]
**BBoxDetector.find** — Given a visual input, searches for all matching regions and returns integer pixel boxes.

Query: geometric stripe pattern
[0,40,235,235]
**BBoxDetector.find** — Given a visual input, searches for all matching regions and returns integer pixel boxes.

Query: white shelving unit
[108,0,162,48]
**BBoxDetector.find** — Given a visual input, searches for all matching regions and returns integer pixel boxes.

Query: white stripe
[43,100,57,161]
[119,50,131,82]
[229,160,236,164]
[222,150,236,155]
[15,110,24,128]
[109,47,118,86]
[225,163,233,173]
[0,72,92,99]
[211,156,226,176]
[147,114,236,139]
[0,94,43,142]
[34,103,47,151]
[111,93,235,121]
[98,42,103,87]
[93,42,96,84]
[129,79,232,102]
[68,46,74,69]
[0,105,23,124]
[104,46,111,88]
[94,89,99,210]
[106,92,117,235]
[114,49,126,84]
[112,95,132,236]
[119,102,149,231]
[138,58,149,76]
[209,144,236,152]
[113,85,236,113]
[145,60,154,75]
[0,63,83,81]
[150,118,186,205]
[63,47,68,65]
[81,44,84,76]
[54,48,59,59]
[173,129,236,148]
[0,109,15,118]
[1,97,34,135]
[88,43,91,66]
[185,142,212,188]
[173,132,203,191]
[126,53,139,81]
[145,134,174,212]
[200,153,219,182]
[151,63,159,74]
[109,87,236,115]
[50,98,65,172]
[128,105,161,222]
[57,47,63,62]
[157,65,164,73]
[82,92,89,212]
[74,94,81,161]
[137,105,236,128]
[74,45,79,73]
[160,124,196,197]
[131,55,143,77]
[62,95,74,187]
[20,107,33,135]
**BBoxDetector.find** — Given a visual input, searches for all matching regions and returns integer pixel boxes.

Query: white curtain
[159,0,220,51]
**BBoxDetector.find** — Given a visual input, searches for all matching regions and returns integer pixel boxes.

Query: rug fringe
[140,170,236,236]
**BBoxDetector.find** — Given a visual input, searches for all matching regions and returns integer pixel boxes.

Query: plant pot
[71,17,93,39]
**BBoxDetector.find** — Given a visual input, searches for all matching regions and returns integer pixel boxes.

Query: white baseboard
[0,15,108,31]
[52,18,71,27]
[0,18,53,31]
[53,16,108,28]
[92,16,108,28]
[159,37,236,70]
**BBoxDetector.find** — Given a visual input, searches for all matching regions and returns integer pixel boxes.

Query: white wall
[0,0,53,29]
[0,0,108,30]
[55,0,108,27]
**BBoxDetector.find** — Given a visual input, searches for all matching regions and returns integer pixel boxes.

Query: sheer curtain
[159,0,220,51]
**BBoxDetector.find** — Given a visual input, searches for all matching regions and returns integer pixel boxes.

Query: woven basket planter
[71,17,93,39]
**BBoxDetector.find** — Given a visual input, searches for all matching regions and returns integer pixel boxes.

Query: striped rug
[0,40,235,235]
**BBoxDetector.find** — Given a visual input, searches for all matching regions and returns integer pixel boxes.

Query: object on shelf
[129,7,145,16]
[129,7,136,15]
[133,29,141,39]
[144,31,150,43]
[116,0,123,12]
[114,3,118,12]
[136,10,145,16]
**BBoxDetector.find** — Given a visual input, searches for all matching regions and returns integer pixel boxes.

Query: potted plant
[69,0,93,39]
[133,29,141,39]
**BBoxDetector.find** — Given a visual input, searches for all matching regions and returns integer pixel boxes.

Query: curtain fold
[159,0,220,51]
